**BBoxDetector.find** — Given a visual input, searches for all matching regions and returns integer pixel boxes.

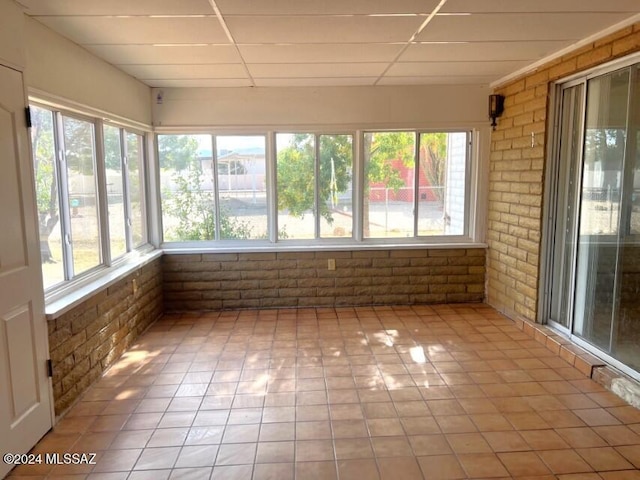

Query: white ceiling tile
[248,63,387,78]
[86,45,241,65]
[238,44,403,64]
[376,75,495,85]
[20,0,214,15]
[254,77,377,87]
[400,41,568,62]
[119,64,247,80]
[226,16,423,43]
[417,13,634,42]
[35,16,229,45]
[441,0,640,13]
[216,0,439,15]
[144,79,252,88]
[387,61,531,77]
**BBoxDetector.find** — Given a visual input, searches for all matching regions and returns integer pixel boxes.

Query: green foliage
[158,134,200,171]
[276,134,353,225]
[364,131,415,192]
[162,144,258,241]
[420,132,447,202]
[62,116,97,175]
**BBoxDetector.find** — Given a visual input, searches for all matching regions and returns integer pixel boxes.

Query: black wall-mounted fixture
[488,94,505,130]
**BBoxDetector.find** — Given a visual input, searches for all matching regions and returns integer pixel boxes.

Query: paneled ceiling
[18,0,640,88]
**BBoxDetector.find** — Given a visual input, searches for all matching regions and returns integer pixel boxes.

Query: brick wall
[48,258,163,415]
[487,23,640,322]
[163,248,485,311]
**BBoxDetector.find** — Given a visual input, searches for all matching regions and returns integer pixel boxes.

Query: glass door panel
[573,68,630,352]
[550,84,584,328]
[613,65,640,371]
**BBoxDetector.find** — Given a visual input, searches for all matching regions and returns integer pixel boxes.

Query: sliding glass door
[549,60,640,376]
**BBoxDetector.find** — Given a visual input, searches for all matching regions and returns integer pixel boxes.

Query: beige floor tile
[18,305,640,480]
[334,438,374,459]
[482,430,530,452]
[295,440,334,462]
[255,441,294,463]
[417,454,466,479]
[337,459,380,480]
[371,436,413,457]
[253,462,294,480]
[497,451,552,476]
[538,449,594,474]
[378,457,423,480]
[294,461,337,480]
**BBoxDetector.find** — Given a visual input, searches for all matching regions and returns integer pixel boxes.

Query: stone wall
[48,258,163,415]
[163,248,485,311]
[487,23,640,322]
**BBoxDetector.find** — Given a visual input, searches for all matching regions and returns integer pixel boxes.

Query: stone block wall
[163,248,485,311]
[48,258,163,415]
[487,23,640,323]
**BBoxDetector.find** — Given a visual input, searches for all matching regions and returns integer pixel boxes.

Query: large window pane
[574,69,630,351]
[127,132,145,246]
[31,106,64,288]
[418,132,467,236]
[103,124,126,258]
[277,133,315,239]
[216,136,267,239]
[62,115,101,275]
[364,132,416,238]
[159,134,214,241]
[319,134,353,238]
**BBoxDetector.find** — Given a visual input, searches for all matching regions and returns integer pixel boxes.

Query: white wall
[0,0,25,70]
[25,17,151,125]
[152,85,490,129]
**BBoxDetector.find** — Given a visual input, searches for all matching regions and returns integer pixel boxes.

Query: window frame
[29,100,152,301]
[158,127,480,250]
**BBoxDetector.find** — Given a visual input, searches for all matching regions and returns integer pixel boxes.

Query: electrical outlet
[328,258,336,271]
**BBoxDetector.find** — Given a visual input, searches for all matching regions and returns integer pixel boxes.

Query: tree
[276,134,353,225]
[159,135,257,241]
[363,132,414,236]
[31,107,59,263]
[420,132,447,203]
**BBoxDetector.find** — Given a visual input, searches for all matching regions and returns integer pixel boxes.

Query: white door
[0,65,53,478]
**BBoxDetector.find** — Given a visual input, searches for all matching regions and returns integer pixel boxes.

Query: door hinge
[25,106,32,128]
[46,359,53,378]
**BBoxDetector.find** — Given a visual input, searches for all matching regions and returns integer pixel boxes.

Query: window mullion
[122,129,133,252]
[267,132,277,243]
[414,132,420,237]
[353,131,363,242]
[211,135,221,241]
[94,119,111,267]
[315,134,320,239]
[54,111,74,280]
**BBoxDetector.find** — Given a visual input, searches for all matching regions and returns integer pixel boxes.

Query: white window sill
[161,241,488,254]
[45,249,163,320]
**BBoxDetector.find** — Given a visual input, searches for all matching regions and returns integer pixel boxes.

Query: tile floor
[7,304,640,479]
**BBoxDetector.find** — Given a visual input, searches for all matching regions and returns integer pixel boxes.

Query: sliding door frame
[540,52,640,381]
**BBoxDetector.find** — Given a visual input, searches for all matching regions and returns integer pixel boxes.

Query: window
[160,129,473,246]
[364,131,470,238]
[30,104,148,292]
[276,133,354,240]
[159,134,267,241]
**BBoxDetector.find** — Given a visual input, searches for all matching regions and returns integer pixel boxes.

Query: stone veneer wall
[163,248,485,311]
[487,23,640,323]
[48,258,163,415]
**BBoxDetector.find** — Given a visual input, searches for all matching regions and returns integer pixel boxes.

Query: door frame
[0,60,55,478]
[540,52,640,381]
